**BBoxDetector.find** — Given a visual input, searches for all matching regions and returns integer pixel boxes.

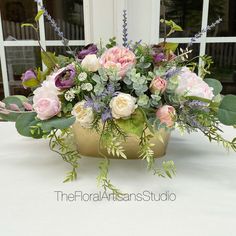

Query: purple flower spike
[55,64,76,89]
[77,44,98,60]
[101,109,112,123]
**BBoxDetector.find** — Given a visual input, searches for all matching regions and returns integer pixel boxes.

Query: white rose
[71,101,94,128]
[81,54,101,72]
[109,93,137,119]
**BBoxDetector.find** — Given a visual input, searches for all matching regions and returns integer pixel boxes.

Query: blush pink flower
[156,105,176,128]
[150,76,167,94]
[100,46,136,77]
[33,77,61,120]
[33,94,61,120]
[175,67,214,100]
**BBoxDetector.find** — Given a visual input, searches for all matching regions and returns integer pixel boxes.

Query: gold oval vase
[72,123,170,159]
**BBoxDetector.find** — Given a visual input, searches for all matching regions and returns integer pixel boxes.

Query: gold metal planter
[72,123,170,159]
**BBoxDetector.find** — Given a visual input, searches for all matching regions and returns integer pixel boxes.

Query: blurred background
[0,0,235,100]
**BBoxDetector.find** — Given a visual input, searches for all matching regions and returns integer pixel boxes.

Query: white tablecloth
[0,122,235,236]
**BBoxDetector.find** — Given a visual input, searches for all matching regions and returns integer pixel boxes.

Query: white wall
[85,0,160,45]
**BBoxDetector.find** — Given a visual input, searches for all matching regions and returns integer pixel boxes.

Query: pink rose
[156,105,176,128]
[150,76,167,94]
[33,94,61,120]
[33,78,61,120]
[175,67,214,100]
[100,46,136,77]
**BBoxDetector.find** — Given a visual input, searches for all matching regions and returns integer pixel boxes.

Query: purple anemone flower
[153,52,165,63]
[55,64,76,89]
[77,44,98,60]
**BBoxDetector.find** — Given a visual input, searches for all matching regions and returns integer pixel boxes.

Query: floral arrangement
[0,7,236,195]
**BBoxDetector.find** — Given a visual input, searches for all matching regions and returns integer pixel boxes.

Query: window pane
[0,0,37,40]
[160,0,203,38]
[5,47,41,96]
[46,46,83,57]
[208,0,236,37]
[178,43,200,59]
[177,43,200,74]
[0,62,4,100]
[206,43,236,94]
[44,0,84,40]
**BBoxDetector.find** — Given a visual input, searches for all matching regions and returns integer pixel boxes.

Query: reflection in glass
[5,47,41,96]
[44,0,84,40]
[206,43,236,94]
[0,0,37,40]
[208,0,236,36]
[160,0,203,38]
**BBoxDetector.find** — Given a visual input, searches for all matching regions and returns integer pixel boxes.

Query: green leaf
[41,116,76,132]
[217,95,236,126]
[35,10,44,21]
[205,78,222,96]
[1,96,29,122]
[160,19,183,31]
[186,96,212,104]
[162,42,179,52]
[21,23,35,28]
[0,112,22,122]
[41,51,58,69]
[22,78,39,88]
[116,109,145,136]
[3,96,28,108]
[15,112,43,138]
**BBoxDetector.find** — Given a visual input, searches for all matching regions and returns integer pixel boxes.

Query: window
[0,0,86,97]
[0,0,235,98]
[159,0,236,94]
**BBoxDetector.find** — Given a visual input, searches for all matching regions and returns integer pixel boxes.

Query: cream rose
[71,101,94,128]
[81,54,101,72]
[109,93,137,119]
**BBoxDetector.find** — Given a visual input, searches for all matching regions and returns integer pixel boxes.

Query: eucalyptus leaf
[205,78,222,96]
[41,116,76,132]
[3,96,28,108]
[0,112,22,122]
[15,112,43,138]
[217,95,236,126]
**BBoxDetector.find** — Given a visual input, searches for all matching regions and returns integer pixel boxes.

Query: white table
[0,122,235,236]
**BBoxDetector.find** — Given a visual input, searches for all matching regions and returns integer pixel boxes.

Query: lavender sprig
[34,0,69,46]
[122,10,128,47]
[188,18,222,47]
[165,67,182,79]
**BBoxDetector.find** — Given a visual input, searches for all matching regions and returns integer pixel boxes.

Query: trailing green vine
[48,128,81,182]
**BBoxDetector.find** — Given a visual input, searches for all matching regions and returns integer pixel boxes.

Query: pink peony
[150,76,167,94]
[156,105,176,128]
[33,94,61,120]
[100,46,136,77]
[175,67,214,100]
[33,77,61,120]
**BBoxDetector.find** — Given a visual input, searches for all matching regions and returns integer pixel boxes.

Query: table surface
[0,122,236,236]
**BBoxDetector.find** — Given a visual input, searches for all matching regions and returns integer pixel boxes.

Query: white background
[0,122,236,236]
